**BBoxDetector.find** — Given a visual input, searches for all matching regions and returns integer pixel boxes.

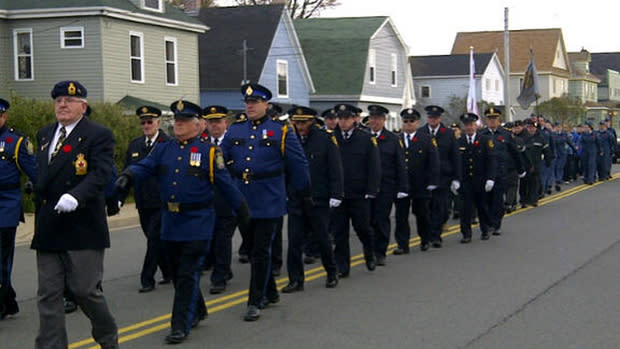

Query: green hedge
[6,95,142,212]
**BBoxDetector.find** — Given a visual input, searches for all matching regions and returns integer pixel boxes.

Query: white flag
[466,47,479,120]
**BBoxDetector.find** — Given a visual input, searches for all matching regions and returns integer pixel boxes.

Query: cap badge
[246,86,253,96]
[141,107,148,114]
[68,82,76,96]
[339,105,346,111]
[297,108,303,115]
[210,107,217,113]
[177,100,184,112]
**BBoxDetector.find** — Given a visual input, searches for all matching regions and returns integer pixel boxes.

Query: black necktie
[213,138,219,146]
[146,138,152,148]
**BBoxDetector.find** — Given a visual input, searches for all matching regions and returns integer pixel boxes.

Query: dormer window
[142,0,163,13]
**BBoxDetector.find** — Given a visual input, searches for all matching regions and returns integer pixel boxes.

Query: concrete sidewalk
[15,203,140,247]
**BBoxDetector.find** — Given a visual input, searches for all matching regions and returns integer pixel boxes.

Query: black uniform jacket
[457,133,497,190]
[334,126,381,199]
[401,131,439,198]
[32,117,114,251]
[374,128,408,195]
[419,123,461,187]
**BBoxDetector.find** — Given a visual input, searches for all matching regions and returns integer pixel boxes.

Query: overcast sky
[319,0,620,56]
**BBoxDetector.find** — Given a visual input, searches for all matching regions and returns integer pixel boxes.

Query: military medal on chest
[189,146,201,167]
[74,153,88,175]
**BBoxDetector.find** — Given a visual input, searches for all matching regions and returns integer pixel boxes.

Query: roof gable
[451,28,569,76]
[410,53,495,77]
[198,4,285,90]
[294,16,387,95]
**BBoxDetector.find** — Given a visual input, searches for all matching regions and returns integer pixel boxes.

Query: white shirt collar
[146,130,160,145]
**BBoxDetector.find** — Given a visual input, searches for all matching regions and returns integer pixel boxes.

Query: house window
[495,80,499,91]
[130,32,144,83]
[60,27,84,48]
[277,60,288,97]
[165,37,177,85]
[142,0,163,12]
[421,85,430,98]
[369,49,376,84]
[391,53,397,87]
[13,29,33,80]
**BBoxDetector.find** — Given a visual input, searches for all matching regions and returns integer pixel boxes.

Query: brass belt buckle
[242,172,250,184]
[167,202,180,213]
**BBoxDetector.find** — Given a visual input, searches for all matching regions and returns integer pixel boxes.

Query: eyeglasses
[140,120,153,125]
[402,120,417,123]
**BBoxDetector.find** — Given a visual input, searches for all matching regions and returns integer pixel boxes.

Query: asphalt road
[2,174,620,349]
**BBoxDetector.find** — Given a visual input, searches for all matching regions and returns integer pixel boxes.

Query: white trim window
[421,85,431,98]
[60,27,84,49]
[277,60,289,98]
[130,32,144,83]
[165,37,178,86]
[142,0,164,13]
[390,53,397,87]
[369,49,376,84]
[13,29,33,81]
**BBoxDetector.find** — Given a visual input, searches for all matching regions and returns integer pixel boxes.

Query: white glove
[518,171,527,178]
[329,198,342,208]
[485,180,495,192]
[396,192,409,199]
[426,185,437,191]
[364,194,376,199]
[118,201,123,209]
[54,194,79,213]
[450,180,460,195]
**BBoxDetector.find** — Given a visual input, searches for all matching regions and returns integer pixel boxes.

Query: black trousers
[138,208,170,288]
[209,215,236,286]
[247,219,279,307]
[429,187,449,242]
[0,226,18,316]
[332,199,374,275]
[394,196,432,248]
[459,184,492,238]
[287,207,337,283]
[487,176,507,230]
[166,239,209,334]
[271,217,283,272]
[371,191,396,257]
[505,170,519,208]
[522,169,541,205]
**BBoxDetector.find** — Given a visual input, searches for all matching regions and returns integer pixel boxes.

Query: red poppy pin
[440,127,446,133]
[497,135,504,142]
[201,133,208,139]
[190,146,199,153]
[62,144,72,153]
[267,130,275,137]
[413,137,418,142]
[158,136,164,143]
[474,141,479,147]
[5,136,13,143]
[379,135,385,140]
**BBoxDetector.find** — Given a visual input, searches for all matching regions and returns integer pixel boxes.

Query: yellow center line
[72,174,619,348]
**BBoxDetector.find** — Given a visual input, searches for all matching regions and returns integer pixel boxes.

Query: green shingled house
[294,16,415,130]
[0,0,207,106]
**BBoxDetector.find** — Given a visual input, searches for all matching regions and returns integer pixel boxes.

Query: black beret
[51,80,87,99]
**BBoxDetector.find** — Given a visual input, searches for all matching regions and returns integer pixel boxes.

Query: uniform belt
[0,182,20,191]
[163,200,213,213]
[233,169,283,183]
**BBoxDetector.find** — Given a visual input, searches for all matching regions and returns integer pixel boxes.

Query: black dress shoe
[420,242,430,251]
[481,233,490,240]
[392,247,409,255]
[303,256,316,264]
[238,254,249,264]
[1,303,19,318]
[432,241,442,248]
[64,300,77,314]
[492,229,502,236]
[325,275,338,288]
[165,329,187,344]
[244,305,260,321]
[365,257,376,271]
[282,281,304,293]
[209,283,226,294]
[375,255,386,266]
[460,237,472,244]
[158,278,172,285]
[139,285,155,293]
[555,184,561,192]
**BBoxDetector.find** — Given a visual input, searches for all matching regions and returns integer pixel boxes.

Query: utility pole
[504,7,512,121]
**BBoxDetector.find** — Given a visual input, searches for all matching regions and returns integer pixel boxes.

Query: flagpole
[504,7,511,121]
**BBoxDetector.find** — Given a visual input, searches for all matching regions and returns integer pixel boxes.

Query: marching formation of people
[0,80,616,347]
